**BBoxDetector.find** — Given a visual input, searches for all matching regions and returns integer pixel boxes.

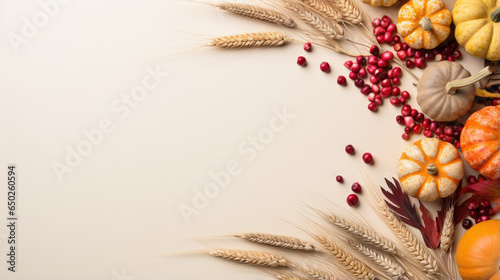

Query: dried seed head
[208,248,288,267]
[214,2,296,28]
[235,233,316,251]
[208,32,291,48]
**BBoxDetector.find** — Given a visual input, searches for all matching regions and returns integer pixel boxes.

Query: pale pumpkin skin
[397,138,464,201]
[397,0,452,49]
[461,106,500,179]
[456,219,500,280]
[453,0,500,61]
[360,0,398,7]
[417,61,475,122]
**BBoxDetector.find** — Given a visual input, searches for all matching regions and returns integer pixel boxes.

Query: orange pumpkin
[456,219,500,280]
[397,0,452,49]
[461,106,500,179]
[397,138,464,201]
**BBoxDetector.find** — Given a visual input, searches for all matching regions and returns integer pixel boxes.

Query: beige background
[0,0,486,279]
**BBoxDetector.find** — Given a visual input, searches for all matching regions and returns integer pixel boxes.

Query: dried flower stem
[209,249,288,267]
[235,233,316,251]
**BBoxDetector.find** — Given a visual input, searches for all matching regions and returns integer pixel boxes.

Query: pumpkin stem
[445,66,494,95]
[419,17,432,31]
[490,7,500,22]
[427,164,438,175]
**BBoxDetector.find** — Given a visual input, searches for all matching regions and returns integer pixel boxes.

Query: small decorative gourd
[417,61,493,122]
[397,138,464,201]
[360,0,397,7]
[453,0,500,61]
[461,105,500,179]
[397,0,452,49]
[456,219,500,280]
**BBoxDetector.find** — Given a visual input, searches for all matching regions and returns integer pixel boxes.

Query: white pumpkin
[397,138,464,201]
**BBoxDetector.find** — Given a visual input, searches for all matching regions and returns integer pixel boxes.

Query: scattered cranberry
[393,35,400,43]
[297,56,307,66]
[381,51,394,61]
[467,175,478,184]
[399,97,406,104]
[401,91,410,99]
[351,182,362,193]
[396,115,404,124]
[371,84,380,94]
[413,124,422,133]
[415,113,424,122]
[356,55,367,66]
[360,85,372,95]
[392,67,402,77]
[370,75,379,84]
[422,119,431,129]
[481,215,490,222]
[469,210,478,219]
[475,217,483,224]
[344,60,353,69]
[347,194,359,207]
[337,75,347,86]
[336,175,343,183]
[397,50,407,61]
[362,152,373,164]
[345,144,355,155]
[423,129,433,137]
[354,78,364,88]
[381,15,391,24]
[452,50,462,59]
[402,133,410,140]
[358,67,367,78]
[479,208,488,216]
[467,201,480,210]
[374,26,385,36]
[349,72,358,80]
[406,59,415,68]
[303,42,312,52]
[401,105,411,116]
[320,62,330,72]
[387,23,396,33]
[368,102,378,112]
[429,121,439,132]
[415,57,425,69]
[404,126,412,133]
[372,18,381,27]
[462,219,473,229]
[480,199,490,208]
[390,96,400,106]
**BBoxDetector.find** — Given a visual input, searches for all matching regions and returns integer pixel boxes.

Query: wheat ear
[212,2,296,28]
[208,32,291,48]
[276,273,310,280]
[313,235,375,279]
[281,0,343,39]
[209,249,288,267]
[235,233,316,251]
[299,264,340,280]
[347,239,406,279]
[298,0,342,22]
[326,0,362,24]
[321,211,402,257]
[440,207,454,253]
[378,200,441,278]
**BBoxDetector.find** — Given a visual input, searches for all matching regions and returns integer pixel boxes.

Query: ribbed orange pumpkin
[397,138,464,201]
[461,106,500,179]
[456,219,500,280]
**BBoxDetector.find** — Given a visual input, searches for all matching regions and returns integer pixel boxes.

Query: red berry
[381,51,394,61]
[344,60,353,69]
[297,56,307,66]
[374,26,385,36]
[375,68,387,79]
[493,99,500,106]
[337,75,347,85]
[376,35,385,44]
[394,42,403,51]
[356,55,367,66]
[392,67,402,78]
[390,96,400,106]
[396,115,405,125]
[368,102,378,112]
[354,78,364,88]
[447,56,455,62]
[320,62,330,72]
[479,208,488,216]
[372,18,381,27]
[462,219,473,229]
[387,23,397,33]
[402,133,410,140]
[413,124,422,133]
[401,104,412,116]
[336,175,343,183]
[345,144,355,154]
[393,35,400,43]
[362,152,373,164]
[423,129,433,138]
[424,52,434,61]
[397,50,407,60]
[480,199,490,208]
[481,215,490,222]
[467,201,479,210]
[381,86,392,98]
[414,57,425,69]
[404,116,415,128]
[422,119,431,129]
[347,194,359,207]
[370,45,380,56]
[381,15,392,24]
[377,59,388,68]
[414,50,422,58]
[351,182,362,193]
[399,97,406,104]
[406,48,415,57]
[469,210,478,219]
[351,63,360,72]
[415,113,424,122]
[435,127,443,135]
[406,59,415,68]
[452,50,462,59]
[475,217,483,224]
[489,207,496,216]
[381,78,391,87]
[370,75,379,84]
[401,90,410,99]
[349,72,358,80]
[303,42,312,52]
[368,55,379,65]
[360,85,372,95]
[429,121,439,132]
[467,175,478,184]
[371,84,380,94]
[392,77,401,86]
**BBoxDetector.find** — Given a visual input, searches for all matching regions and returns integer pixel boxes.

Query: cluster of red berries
[396,104,464,145]
[336,145,374,207]
[462,175,496,229]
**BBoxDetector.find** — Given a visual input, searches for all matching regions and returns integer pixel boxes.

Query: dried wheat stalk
[298,0,342,22]
[299,264,340,280]
[209,249,288,267]
[235,233,316,251]
[378,200,441,278]
[208,32,291,48]
[321,211,402,257]
[276,273,310,280]
[212,2,296,28]
[326,0,362,24]
[347,239,406,279]
[314,235,375,279]
[440,207,455,253]
[281,0,343,39]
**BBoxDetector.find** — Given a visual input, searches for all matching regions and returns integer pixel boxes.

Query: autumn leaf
[460,179,500,214]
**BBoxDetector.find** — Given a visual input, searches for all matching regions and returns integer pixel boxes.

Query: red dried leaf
[381,178,421,229]
[419,201,440,249]
[460,179,500,214]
